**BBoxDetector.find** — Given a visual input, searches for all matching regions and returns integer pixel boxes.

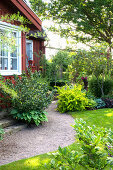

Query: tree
[30,0,113,49]
[68,46,112,80]
[45,51,72,85]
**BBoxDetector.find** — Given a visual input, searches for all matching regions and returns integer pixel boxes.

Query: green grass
[0,153,52,170]
[69,108,113,130]
[0,108,113,170]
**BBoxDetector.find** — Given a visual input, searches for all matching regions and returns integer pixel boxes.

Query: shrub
[50,80,66,87]
[102,98,113,108]
[45,146,80,170]
[94,98,106,109]
[45,119,113,169]
[57,84,89,113]
[73,119,109,169]
[86,98,97,109]
[89,76,113,98]
[2,71,53,125]
[0,77,17,108]
[0,128,4,140]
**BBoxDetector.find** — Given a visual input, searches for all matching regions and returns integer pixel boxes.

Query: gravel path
[0,101,75,165]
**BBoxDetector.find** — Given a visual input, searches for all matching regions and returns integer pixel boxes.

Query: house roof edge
[10,0,42,31]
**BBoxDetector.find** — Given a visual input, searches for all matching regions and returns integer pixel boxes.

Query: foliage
[45,119,113,169]
[73,119,112,169]
[86,91,105,109]
[94,98,106,109]
[1,12,31,33]
[89,76,113,97]
[0,128,4,140]
[0,12,46,56]
[86,98,97,110]
[56,84,95,113]
[68,46,112,82]
[30,0,113,48]
[45,146,80,170]
[1,108,113,170]
[3,71,53,125]
[11,109,48,126]
[46,51,72,83]
[0,76,18,108]
[1,12,46,40]
[102,98,113,108]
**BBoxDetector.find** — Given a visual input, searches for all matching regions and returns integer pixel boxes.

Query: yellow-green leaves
[57,84,89,113]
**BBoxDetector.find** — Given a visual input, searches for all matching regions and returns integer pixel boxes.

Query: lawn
[0,108,113,170]
[69,108,113,130]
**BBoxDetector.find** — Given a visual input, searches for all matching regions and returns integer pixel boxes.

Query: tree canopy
[30,0,113,47]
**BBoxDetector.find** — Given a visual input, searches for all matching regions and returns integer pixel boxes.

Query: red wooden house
[0,0,45,79]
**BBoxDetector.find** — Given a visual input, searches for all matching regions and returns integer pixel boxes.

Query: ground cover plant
[0,108,113,170]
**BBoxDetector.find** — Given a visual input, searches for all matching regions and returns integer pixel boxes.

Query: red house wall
[0,1,45,75]
[0,1,45,108]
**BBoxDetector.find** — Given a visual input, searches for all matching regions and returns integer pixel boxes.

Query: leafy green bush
[0,76,17,108]
[0,128,4,140]
[74,119,109,169]
[45,119,113,169]
[3,71,53,125]
[57,84,92,113]
[102,98,113,108]
[45,146,80,169]
[86,98,97,109]
[86,91,106,109]
[11,110,48,126]
[89,76,113,97]
[94,98,106,109]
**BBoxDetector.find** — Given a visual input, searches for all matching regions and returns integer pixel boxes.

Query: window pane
[0,23,21,75]
[10,58,17,70]
[10,32,17,58]
[0,57,8,70]
[1,44,8,57]
[11,49,17,58]
[26,42,33,60]
[0,29,8,57]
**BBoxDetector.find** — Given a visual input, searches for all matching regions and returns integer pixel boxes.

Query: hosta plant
[11,109,48,126]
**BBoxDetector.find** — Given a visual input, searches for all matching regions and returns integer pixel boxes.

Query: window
[26,39,33,60]
[26,39,33,67]
[0,21,21,75]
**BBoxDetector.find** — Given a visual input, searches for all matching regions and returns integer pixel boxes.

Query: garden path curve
[0,101,75,165]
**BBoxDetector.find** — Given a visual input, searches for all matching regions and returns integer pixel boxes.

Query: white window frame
[0,21,21,76]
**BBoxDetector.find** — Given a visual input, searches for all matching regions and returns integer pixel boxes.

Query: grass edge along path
[0,108,113,170]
